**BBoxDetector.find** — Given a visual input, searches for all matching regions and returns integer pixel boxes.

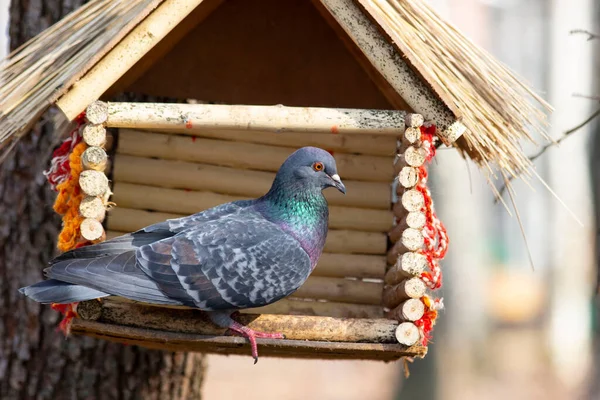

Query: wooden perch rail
[70,320,424,361]
[72,299,426,355]
[112,154,391,210]
[106,208,388,255]
[123,128,397,157]
[100,102,407,135]
[118,130,394,182]
[77,299,396,343]
[111,182,393,233]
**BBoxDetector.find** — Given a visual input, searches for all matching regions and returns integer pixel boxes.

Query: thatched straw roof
[0,0,161,159]
[0,0,551,177]
[364,0,552,177]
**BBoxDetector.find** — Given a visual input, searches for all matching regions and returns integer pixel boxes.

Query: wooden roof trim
[318,0,466,144]
[47,0,165,106]
[55,0,209,120]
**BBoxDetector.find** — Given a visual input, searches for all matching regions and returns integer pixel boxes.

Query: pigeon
[20,146,346,362]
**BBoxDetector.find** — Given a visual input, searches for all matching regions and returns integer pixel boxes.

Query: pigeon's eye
[312,162,324,172]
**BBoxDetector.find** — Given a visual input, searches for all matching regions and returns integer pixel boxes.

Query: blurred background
[1,0,597,399]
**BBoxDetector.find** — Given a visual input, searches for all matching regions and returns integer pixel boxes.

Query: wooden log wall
[107,120,398,320]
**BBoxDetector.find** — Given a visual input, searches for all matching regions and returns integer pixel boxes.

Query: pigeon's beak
[330,174,346,194]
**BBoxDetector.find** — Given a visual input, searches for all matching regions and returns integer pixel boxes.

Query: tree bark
[0,1,205,399]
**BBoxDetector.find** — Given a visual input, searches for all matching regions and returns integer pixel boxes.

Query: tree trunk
[0,1,205,399]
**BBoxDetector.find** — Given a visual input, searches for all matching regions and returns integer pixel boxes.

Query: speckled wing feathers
[137,212,312,310]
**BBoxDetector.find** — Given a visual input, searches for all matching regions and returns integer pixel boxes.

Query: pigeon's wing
[53,200,255,262]
[137,213,313,310]
[44,251,191,305]
[142,200,254,235]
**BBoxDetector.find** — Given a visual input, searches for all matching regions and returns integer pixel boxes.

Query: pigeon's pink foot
[209,311,285,363]
[228,320,284,363]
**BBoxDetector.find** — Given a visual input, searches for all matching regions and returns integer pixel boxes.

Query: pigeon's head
[277,147,346,194]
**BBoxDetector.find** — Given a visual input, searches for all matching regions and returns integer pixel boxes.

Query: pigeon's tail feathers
[19,279,110,304]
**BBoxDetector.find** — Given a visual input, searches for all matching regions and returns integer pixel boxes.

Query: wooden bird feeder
[1,0,551,362]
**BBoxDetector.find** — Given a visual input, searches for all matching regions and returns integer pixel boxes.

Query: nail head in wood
[405,114,424,128]
[85,101,109,125]
[82,124,107,147]
[399,166,419,188]
[395,322,421,346]
[401,189,424,212]
[403,146,426,167]
[401,228,424,251]
[79,170,109,197]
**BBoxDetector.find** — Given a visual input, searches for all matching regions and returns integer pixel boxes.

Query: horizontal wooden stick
[404,114,424,129]
[388,212,426,243]
[79,299,393,343]
[314,253,386,279]
[118,130,394,182]
[113,154,391,210]
[248,298,383,319]
[106,208,387,255]
[81,146,107,171]
[401,189,425,212]
[104,102,407,136]
[394,147,426,174]
[398,166,419,188]
[70,320,426,360]
[80,218,105,242]
[85,101,108,125]
[111,182,393,233]
[386,230,424,264]
[126,128,397,157]
[395,322,420,346]
[79,196,106,221]
[386,299,425,322]
[384,252,427,285]
[82,124,107,147]
[78,170,109,197]
[294,276,383,305]
[382,278,426,309]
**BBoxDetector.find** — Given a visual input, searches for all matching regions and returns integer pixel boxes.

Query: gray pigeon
[20,146,346,362]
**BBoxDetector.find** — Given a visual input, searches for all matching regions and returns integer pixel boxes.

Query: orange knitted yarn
[53,142,87,252]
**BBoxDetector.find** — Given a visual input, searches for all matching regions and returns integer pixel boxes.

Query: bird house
[1,0,549,361]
